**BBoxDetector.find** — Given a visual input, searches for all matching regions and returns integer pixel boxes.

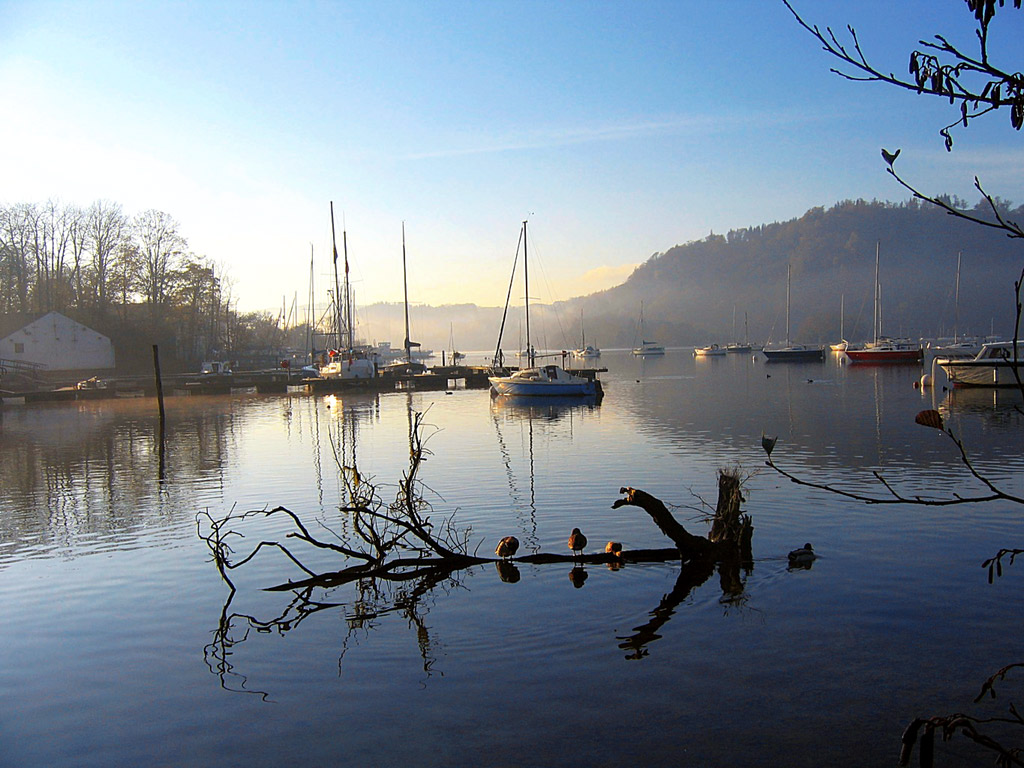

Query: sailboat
[830,294,849,352]
[928,251,980,359]
[489,221,598,397]
[844,242,922,364]
[631,302,665,356]
[382,223,427,376]
[726,309,752,353]
[447,324,465,366]
[571,309,601,360]
[762,263,825,362]
[318,203,377,380]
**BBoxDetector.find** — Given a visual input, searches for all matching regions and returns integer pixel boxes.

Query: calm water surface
[1,350,1022,767]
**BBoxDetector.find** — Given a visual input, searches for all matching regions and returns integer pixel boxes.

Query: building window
[14,343,24,354]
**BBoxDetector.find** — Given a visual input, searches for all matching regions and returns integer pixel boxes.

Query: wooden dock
[2,365,507,404]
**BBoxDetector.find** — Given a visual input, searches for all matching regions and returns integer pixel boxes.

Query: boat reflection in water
[939,385,1024,417]
[489,392,600,419]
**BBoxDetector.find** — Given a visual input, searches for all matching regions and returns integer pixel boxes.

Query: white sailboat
[571,309,601,360]
[830,294,849,352]
[489,222,598,397]
[632,302,665,356]
[318,203,376,379]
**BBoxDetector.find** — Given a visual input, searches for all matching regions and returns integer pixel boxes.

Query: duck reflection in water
[569,565,588,588]
[496,560,521,583]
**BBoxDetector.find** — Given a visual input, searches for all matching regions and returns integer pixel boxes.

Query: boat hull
[937,359,1024,387]
[488,377,597,397]
[845,348,923,365]
[694,345,726,357]
[762,347,824,362]
[632,345,665,356]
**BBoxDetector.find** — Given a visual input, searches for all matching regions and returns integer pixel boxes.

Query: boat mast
[786,263,791,346]
[873,241,880,345]
[954,250,962,343]
[330,202,343,351]
[402,221,416,363]
[343,226,352,350]
[523,220,532,367]
[307,243,315,365]
[492,225,524,369]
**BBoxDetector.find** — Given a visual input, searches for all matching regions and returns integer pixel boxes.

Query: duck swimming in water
[788,543,816,566]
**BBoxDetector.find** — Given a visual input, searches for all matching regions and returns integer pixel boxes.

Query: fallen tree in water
[197,412,753,594]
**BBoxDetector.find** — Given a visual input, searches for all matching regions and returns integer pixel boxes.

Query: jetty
[1,365,605,404]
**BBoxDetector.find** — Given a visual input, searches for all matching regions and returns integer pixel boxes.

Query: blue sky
[2,1,1022,313]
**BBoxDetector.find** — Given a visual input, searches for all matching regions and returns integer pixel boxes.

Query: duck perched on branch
[568,528,588,557]
[495,536,520,559]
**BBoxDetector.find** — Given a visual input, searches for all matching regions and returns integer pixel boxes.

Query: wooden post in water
[152,344,166,432]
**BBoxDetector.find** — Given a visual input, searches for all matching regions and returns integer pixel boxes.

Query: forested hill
[369,197,1023,353]
[571,197,1024,348]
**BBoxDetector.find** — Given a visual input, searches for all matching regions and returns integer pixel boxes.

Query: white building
[0,311,115,373]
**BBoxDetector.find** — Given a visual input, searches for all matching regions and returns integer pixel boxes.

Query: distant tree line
[0,199,299,372]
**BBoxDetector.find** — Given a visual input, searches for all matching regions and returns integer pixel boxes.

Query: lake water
[2,349,1022,767]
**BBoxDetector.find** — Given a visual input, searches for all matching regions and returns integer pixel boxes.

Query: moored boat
[571,310,601,360]
[489,363,598,396]
[844,242,921,365]
[694,344,726,357]
[318,202,378,381]
[936,341,1024,387]
[489,221,599,398]
[844,338,923,364]
[633,340,665,356]
[631,302,665,356]
[763,345,825,362]
[571,344,601,360]
[762,263,824,362]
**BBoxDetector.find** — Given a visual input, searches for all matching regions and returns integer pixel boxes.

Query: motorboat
[571,344,601,360]
[320,350,377,379]
[936,341,1024,387]
[694,344,727,357]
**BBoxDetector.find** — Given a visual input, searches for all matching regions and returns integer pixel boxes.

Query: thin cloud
[403,108,838,161]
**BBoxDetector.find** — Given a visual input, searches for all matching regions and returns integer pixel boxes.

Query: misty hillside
[357,197,1024,354]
